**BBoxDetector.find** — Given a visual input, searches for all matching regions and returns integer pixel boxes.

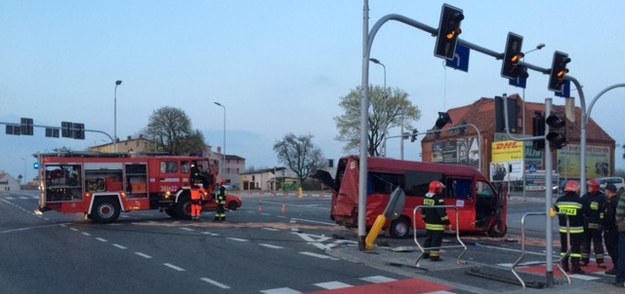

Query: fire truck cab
[36,151,231,223]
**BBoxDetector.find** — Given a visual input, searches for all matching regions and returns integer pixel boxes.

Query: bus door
[442,177,476,232]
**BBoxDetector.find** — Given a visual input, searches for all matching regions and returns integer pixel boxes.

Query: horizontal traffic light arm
[0,121,114,143]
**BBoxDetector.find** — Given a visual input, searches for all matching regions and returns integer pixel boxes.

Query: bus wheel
[389,217,410,239]
[91,197,121,223]
[487,220,507,237]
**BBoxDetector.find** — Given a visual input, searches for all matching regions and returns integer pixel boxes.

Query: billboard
[431,137,479,168]
[490,140,524,182]
[557,144,610,179]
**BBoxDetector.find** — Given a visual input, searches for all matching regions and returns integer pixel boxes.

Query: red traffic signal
[434,4,464,60]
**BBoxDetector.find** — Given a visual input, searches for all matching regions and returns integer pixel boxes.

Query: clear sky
[2,0,625,181]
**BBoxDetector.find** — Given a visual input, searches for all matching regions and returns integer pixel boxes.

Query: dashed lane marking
[200,277,231,289]
[227,237,249,242]
[95,237,108,242]
[259,243,284,249]
[81,232,91,236]
[163,263,185,271]
[299,251,339,260]
[113,244,127,249]
[134,252,152,259]
[260,287,302,294]
[360,275,398,284]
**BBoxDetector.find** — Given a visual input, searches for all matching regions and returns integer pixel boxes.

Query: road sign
[529,163,537,173]
[508,76,527,89]
[446,43,469,72]
[554,79,571,97]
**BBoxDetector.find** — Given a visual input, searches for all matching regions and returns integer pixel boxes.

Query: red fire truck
[314,156,508,238]
[35,151,242,223]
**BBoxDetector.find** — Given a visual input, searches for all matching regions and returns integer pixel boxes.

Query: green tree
[335,85,421,156]
[273,133,325,184]
[143,106,206,155]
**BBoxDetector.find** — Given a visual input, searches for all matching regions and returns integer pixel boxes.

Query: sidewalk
[325,242,624,293]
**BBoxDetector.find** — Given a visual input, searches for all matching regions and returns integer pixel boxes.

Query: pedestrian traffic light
[546,113,566,149]
[20,118,34,136]
[434,4,464,60]
[548,51,570,92]
[501,33,528,80]
[532,112,545,150]
[410,129,418,142]
[435,112,452,129]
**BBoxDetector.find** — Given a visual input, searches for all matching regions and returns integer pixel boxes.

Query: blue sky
[2,1,625,180]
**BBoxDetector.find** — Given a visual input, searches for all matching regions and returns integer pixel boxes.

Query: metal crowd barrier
[412,205,467,266]
[512,211,571,289]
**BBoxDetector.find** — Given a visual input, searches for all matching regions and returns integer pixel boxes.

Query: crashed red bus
[315,156,507,238]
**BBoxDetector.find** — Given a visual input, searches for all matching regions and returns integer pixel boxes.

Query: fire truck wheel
[91,197,121,223]
[389,216,410,239]
[486,220,507,238]
[175,193,192,220]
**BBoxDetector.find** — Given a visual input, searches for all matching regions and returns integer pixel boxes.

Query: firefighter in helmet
[214,182,227,221]
[580,179,607,267]
[552,180,586,274]
[421,180,449,261]
[190,180,204,220]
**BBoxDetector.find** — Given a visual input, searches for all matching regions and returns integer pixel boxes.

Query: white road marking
[134,252,152,259]
[180,227,195,232]
[95,237,107,242]
[163,263,185,271]
[259,243,284,249]
[314,281,352,290]
[299,252,339,260]
[260,288,302,294]
[200,277,231,289]
[360,275,397,284]
[82,232,91,236]
[290,218,336,226]
[70,228,79,232]
[202,231,219,236]
[227,237,249,242]
[262,228,279,231]
[113,244,127,249]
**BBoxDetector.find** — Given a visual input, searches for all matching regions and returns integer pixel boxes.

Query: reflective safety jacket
[555,192,585,234]
[216,187,226,205]
[421,192,449,231]
[191,187,204,201]
[581,191,607,229]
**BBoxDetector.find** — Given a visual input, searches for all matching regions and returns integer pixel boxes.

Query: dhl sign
[492,140,524,162]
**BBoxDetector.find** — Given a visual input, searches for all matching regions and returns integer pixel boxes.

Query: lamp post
[369,58,390,157]
[520,43,544,201]
[20,157,26,183]
[214,102,226,182]
[114,80,122,152]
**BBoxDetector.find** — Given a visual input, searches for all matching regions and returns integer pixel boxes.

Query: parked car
[595,177,625,194]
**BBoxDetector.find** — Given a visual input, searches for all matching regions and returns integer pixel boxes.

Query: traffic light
[532,112,545,150]
[410,129,418,142]
[501,33,528,80]
[435,112,452,129]
[546,113,567,149]
[61,121,72,138]
[548,51,570,92]
[495,96,518,133]
[20,118,34,136]
[73,123,85,140]
[434,4,464,60]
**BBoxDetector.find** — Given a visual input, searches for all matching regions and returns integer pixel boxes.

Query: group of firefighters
[190,161,227,221]
[420,179,620,274]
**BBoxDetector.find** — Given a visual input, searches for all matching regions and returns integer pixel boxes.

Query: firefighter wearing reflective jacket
[421,181,449,261]
[214,184,226,221]
[552,180,586,274]
[580,179,607,268]
[190,181,203,220]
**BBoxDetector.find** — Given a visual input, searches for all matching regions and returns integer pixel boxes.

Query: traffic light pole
[503,95,555,287]
[1,121,115,143]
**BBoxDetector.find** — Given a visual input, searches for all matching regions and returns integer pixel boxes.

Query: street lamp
[214,102,226,182]
[370,58,390,156]
[114,80,122,152]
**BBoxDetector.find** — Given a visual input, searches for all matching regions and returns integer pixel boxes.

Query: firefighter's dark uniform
[604,185,620,274]
[214,185,226,221]
[555,191,586,273]
[581,190,607,266]
[422,191,449,261]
